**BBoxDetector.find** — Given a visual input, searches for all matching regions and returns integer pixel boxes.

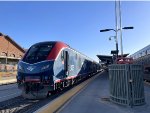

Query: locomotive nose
[17,61,54,84]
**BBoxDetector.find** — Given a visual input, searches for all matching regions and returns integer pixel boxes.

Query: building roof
[97,55,113,64]
[97,54,129,65]
[0,32,25,53]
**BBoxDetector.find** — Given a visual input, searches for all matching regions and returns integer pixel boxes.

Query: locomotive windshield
[23,42,55,64]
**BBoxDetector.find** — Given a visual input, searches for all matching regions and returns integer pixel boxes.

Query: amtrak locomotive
[17,41,101,99]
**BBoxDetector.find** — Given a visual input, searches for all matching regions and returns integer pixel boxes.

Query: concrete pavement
[59,72,150,113]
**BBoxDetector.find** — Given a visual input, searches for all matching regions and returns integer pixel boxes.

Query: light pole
[100,26,134,57]
[100,0,133,58]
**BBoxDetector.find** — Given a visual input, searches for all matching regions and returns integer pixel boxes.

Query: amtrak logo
[27,66,35,71]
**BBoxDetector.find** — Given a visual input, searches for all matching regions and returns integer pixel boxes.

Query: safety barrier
[109,64,145,106]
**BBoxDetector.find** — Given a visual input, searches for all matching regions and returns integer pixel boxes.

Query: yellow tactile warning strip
[34,72,103,113]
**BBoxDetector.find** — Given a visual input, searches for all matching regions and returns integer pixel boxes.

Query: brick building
[0,32,25,65]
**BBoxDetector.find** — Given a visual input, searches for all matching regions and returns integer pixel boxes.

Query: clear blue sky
[0,1,150,61]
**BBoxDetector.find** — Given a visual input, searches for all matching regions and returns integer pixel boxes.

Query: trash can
[109,64,145,106]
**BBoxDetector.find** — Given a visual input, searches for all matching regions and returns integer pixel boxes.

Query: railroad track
[0,73,98,113]
[0,96,25,112]
[0,85,74,113]
[0,88,70,113]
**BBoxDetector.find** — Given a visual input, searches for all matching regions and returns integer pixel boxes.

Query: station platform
[59,72,150,113]
[0,74,16,85]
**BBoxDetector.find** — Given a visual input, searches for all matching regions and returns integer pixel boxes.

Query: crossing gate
[109,64,145,106]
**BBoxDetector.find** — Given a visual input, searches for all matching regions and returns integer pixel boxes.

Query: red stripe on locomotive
[47,42,68,60]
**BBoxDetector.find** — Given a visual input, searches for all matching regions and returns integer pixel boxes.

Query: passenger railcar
[130,44,150,81]
[17,41,101,99]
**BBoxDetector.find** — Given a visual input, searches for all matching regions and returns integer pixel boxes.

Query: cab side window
[61,51,64,61]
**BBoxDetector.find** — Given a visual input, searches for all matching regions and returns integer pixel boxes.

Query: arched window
[1,52,7,56]
[11,54,15,57]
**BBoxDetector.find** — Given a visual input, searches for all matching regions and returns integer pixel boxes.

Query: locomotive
[17,41,101,99]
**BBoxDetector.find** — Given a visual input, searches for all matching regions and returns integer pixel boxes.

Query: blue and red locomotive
[17,41,101,99]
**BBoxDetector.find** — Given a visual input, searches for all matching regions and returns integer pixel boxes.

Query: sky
[0,1,150,62]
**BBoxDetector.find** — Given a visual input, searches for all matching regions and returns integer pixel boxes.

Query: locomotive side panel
[53,47,94,81]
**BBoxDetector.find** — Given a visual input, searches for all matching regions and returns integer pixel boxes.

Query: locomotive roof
[31,41,69,47]
[69,47,96,63]
[32,41,57,46]
[30,41,97,63]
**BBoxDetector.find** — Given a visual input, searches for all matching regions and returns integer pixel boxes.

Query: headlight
[41,65,50,70]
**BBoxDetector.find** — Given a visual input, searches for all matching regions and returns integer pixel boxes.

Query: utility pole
[100,0,133,59]
[115,0,119,57]
[119,0,123,57]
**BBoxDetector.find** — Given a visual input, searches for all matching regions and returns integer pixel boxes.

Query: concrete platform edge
[34,72,103,113]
